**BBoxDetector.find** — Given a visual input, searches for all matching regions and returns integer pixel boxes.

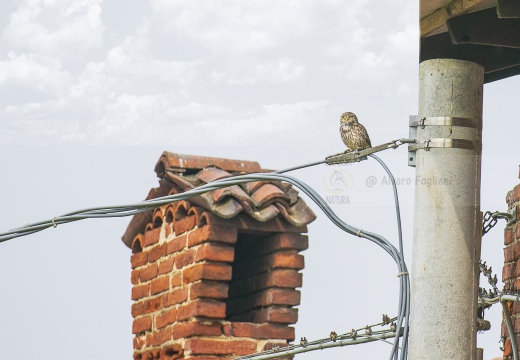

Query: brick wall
[501,183,520,359]
[129,200,308,360]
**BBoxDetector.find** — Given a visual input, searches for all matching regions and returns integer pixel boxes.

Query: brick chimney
[502,181,520,359]
[122,152,316,360]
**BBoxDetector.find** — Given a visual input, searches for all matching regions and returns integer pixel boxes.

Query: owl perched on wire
[339,112,372,151]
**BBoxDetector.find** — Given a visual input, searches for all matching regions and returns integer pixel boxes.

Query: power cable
[234,316,400,360]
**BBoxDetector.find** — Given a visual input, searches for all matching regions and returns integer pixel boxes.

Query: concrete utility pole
[409,59,484,359]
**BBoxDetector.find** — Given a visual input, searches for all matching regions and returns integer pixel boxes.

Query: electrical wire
[237,331,399,360]
[480,293,520,360]
[234,317,400,360]
[0,157,409,359]
[503,301,519,360]
[369,154,409,359]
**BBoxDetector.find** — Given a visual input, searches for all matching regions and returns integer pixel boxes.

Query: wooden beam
[421,0,488,37]
[497,0,520,18]
[448,8,520,48]
[420,32,520,82]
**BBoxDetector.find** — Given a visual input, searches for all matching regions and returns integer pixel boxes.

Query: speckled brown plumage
[339,112,371,151]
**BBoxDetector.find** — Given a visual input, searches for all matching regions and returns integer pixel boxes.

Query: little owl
[339,112,372,151]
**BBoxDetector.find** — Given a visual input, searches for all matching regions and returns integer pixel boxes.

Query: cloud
[211,57,305,85]
[2,0,104,59]
[103,36,202,84]
[0,51,71,91]
[149,0,312,54]
[388,24,418,54]
[0,0,419,146]
[198,101,328,142]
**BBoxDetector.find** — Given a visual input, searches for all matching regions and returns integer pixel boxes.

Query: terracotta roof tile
[122,153,316,248]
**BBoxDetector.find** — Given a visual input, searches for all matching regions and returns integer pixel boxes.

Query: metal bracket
[409,116,479,129]
[493,208,517,226]
[408,138,476,152]
[408,115,418,167]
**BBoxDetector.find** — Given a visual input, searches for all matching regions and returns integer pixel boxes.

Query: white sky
[0,1,518,359]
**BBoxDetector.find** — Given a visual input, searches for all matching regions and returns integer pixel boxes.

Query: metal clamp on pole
[408,138,476,152]
[325,138,415,165]
[409,116,479,129]
[408,115,481,167]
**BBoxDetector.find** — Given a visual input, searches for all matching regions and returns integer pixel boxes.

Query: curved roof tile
[122,152,316,248]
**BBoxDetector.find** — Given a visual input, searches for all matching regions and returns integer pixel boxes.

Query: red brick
[233,252,304,280]
[183,263,232,283]
[270,288,301,305]
[164,287,188,306]
[151,275,170,295]
[172,321,222,338]
[514,241,520,260]
[149,349,161,360]
[132,296,163,317]
[132,284,150,300]
[230,307,298,324]
[143,228,161,248]
[140,263,159,282]
[185,338,256,356]
[514,302,520,313]
[515,278,520,289]
[516,225,520,240]
[132,302,144,318]
[138,349,160,360]
[188,225,238,247]
[190,281,228,300]
[167,234,187,254]
[175,249,196,269]
[149,244,167,263]
[132,316,152,334]
[131,252,148,268]
[271,252,304,270]
[503,263,515,281]
[227,289,300,316]
[177,300,226,320]
[504,337,512,357]
[514,184,520,203]
[259,233,309,254]
[159,257,175,275]
[515,317,520,330]
[195,243,234,263]
[171,272,181,288]
[133,335,146,350]
[228,323,295,340]
[162,344,183,360]
[173,215,197,235]
[266,307,299,324]
[506,228,515,245]
[228,270,302,298]
[514,261,520,278]
[505,245,516,263]
[146,327,173,347]
[156,307,178,329]
[131,270,139,285]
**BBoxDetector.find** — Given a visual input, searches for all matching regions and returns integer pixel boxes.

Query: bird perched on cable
[339,112,372,152]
